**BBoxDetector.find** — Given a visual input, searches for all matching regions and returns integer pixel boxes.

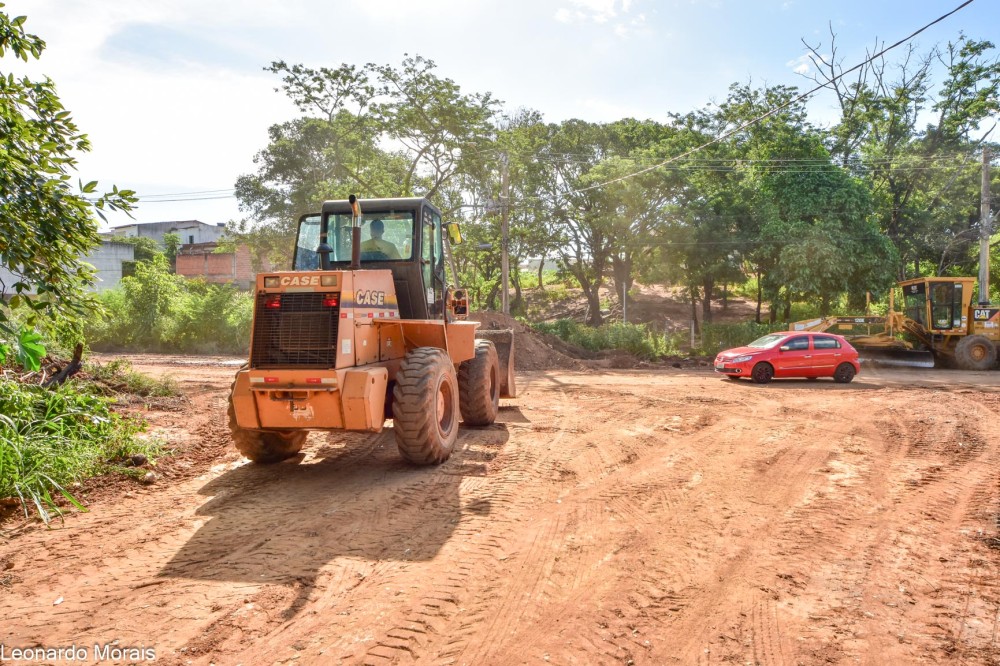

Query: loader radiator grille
[250,293,339,368]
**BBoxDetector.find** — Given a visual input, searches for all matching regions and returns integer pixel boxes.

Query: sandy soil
[4,358,1000,664]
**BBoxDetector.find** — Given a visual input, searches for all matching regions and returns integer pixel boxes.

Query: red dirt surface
[4,357,1000,664]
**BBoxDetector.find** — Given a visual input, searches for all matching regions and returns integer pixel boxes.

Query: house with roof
[0,240,136,295]
[109,220,227,246]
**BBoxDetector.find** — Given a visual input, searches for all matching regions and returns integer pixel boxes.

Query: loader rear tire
[393,348,460,465]
[227,392,306,463]
[458,340,500,426]
[956,335,997,371]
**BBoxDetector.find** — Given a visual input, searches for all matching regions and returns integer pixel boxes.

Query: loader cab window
[929,281,961,330]
[322,212,415,264]
[294,214,321,270]
[422,207,445,316]
[903,282,927,326]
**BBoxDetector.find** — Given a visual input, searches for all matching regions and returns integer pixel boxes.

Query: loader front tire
[227,393,306,463]
[956,335,997,371]
[458,340,500,426]
[393,348,460,465]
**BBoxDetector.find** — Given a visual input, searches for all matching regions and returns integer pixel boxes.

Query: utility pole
[500,153,510,315]
[980,147,992,305]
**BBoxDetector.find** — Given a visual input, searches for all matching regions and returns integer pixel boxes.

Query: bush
[533,319,680,360]
[697,321,785,355]
[85,257,252,354]
[86,358,179,398]
[0,379,160,522]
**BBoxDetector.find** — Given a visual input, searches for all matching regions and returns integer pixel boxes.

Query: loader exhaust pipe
[349,194,362,270]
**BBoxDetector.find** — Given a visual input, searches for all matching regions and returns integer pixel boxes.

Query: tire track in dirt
[8,366,1000,664]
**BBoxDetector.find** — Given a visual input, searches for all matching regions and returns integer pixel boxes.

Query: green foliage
[0,7,135,341]
[697,321,785,355]
[86,359,179,398]
[0,379,158,523]
[162,232,181,265]
[232,54,501,266]
[533,319,679,360]
[14,328,45,371]
[115,236,164,264]
[85,257,253,354]
[235,36,997,322]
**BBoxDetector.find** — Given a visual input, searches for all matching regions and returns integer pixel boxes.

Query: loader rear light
[306,377,322,384]
[264,376,280,384]
[264,295,282,309]
[322,294,339,307]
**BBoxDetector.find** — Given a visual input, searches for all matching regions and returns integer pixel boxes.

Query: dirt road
[4,359,1000,664]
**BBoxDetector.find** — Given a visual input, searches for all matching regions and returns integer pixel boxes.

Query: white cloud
[346,0,477,22]
[554,0,646,37]
[553,0,632,24]
[786,54,816,76]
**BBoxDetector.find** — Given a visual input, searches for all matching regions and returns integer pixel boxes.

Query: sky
[3,0,997,230]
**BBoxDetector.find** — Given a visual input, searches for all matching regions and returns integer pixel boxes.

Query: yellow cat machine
[792,276,1000,370]
[227,196,515,464]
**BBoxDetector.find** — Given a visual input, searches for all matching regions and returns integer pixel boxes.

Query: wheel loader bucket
[857,347,935,369]
[475,328,516,398]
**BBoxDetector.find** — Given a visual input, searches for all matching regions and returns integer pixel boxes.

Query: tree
[162,232,181,268]
[0,8,135,367]
[232,55,500,267]
[803,32,1000,278]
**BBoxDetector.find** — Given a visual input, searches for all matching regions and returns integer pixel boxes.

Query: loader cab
[899,277,971,332]
[294,197,450,320]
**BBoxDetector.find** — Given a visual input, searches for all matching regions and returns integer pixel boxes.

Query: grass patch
[0,379,161,523]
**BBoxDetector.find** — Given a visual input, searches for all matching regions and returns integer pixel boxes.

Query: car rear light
[322,294,339,307]
[264,295,281,309]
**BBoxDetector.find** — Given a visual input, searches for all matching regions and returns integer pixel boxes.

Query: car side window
[784,336,811,351]
[813,337,840,350]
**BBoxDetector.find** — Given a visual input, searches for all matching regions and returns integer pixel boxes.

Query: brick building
[175,243,271,290]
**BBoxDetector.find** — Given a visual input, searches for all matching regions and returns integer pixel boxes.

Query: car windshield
[746,334,787,349]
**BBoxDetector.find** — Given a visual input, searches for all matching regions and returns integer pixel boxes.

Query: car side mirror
[779,345,790,352]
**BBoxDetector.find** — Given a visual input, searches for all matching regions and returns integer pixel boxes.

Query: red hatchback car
[714,331,861,384]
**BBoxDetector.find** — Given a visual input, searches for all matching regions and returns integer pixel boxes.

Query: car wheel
[833,363,856,384]
[751,362,774,384]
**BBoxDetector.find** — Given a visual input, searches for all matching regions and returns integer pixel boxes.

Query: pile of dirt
[471,312,590,371]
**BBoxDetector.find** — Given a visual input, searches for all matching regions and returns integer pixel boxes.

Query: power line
[567,0,978,197]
